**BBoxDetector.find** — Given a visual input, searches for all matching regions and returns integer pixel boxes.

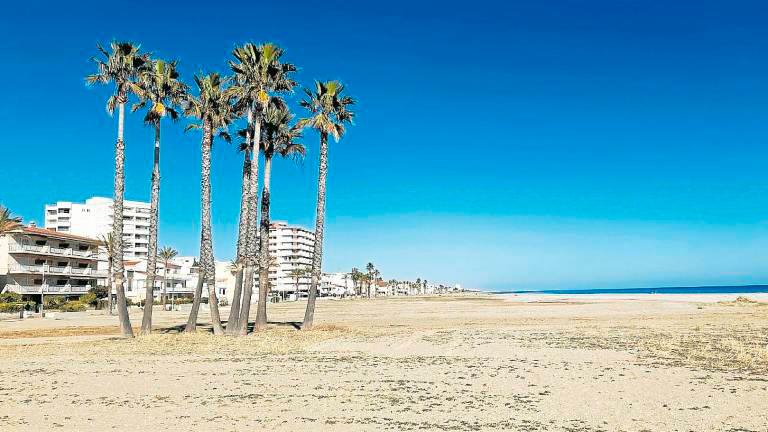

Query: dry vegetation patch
[0,326,360,359]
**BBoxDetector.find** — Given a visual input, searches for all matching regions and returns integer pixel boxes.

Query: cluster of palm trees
[347,263,436,297]
[86,41,355,338]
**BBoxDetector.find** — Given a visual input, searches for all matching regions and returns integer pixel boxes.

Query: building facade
[45,197,151,258]
[0,224,106,299]
[263,221,315,297]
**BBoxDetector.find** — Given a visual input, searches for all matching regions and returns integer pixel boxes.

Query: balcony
[9,243,97,259]
[3,284,92,294]
[8,264,107,277]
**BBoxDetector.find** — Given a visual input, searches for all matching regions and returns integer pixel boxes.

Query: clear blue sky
[2,1,768,290]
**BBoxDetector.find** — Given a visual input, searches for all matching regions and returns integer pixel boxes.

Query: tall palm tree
[228,42,296,336]
[300,81,356,330]
[254,98,305,330]
[157,246,178,310]
[366,262,375,299]
[86,41,150,338]
[351,267,362,296]
[98,233,119,315]
[0,205,22,235]
[131,59,188,335]
[183,72,235,335]
[225,132,252,334]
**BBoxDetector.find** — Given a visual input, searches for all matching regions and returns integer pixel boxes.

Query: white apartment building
[264,221,315,297]
[44,197,151,258]
[0,224,107,299]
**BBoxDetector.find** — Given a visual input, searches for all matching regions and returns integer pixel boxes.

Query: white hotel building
[263,221,315,297]
[45,197,151,258]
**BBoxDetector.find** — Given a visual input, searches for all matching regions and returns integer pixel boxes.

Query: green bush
[0,302,25,313]
[79,291,98,306]
[0,292,21,303]
[44,296,67,309]
[60,301,87,312]
[90,286,108,299]
[172,297,193,305]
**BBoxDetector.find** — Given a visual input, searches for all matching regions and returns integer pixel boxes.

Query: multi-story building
[263,221,315,296]
[0,223,107,300]
[44,197,151,258]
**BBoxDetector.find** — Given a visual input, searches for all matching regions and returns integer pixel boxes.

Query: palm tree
[98,233,119,315]
[183,72,235,335]
[86,41,150,338]
[225,132,252,334]
[157,246,178,310]
[351,267,362,296]
[254,98,304,331]
[366,262,375,299]
[300,81,355,330]
[228,42,296,336]
[0,205,22,235]
[131,59,188,335]
[287,266,310,299]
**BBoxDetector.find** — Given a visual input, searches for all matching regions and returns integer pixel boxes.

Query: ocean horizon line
[489,284,768,295]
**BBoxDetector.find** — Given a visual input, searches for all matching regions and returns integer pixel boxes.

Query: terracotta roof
[18,226,102,244]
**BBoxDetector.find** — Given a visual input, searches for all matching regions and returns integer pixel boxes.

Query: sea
[492,285,768,295]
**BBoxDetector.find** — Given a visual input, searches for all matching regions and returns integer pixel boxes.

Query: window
[34,259,45,265]
[35,240,46,246]
[78,263,87,269]
[60,243,70,248]
[57,262,67,267]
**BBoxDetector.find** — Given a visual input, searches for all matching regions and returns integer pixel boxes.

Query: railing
[8,264,106,277]
[8,243,96,259]
[3,284,92,294]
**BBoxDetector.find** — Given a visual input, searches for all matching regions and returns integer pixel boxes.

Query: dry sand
[0,294,767,431]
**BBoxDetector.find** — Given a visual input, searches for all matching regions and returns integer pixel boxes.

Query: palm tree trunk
[161,259,167,310]
[200,121,224,335]
[107,256,114,315]
[226,149,251,334]
[113,100,134,338]
[185,271,205,332]
[237,109,260,336]
[254,155,272,331]
[302,132,329,330]
[141,122,161,335]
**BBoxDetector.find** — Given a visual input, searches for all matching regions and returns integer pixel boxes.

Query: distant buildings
[45,197,151,258]
[0,223,106,299]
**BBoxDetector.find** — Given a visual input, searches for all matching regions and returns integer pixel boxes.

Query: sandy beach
[0,294,767,431]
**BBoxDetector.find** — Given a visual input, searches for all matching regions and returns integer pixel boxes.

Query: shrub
[90,286,108,299]
[172,297,193,305]
[0,292,21,303]
[44,296,67,309]
[0,302,25,313]
[79,291,98,306]
[60,301,87,312]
